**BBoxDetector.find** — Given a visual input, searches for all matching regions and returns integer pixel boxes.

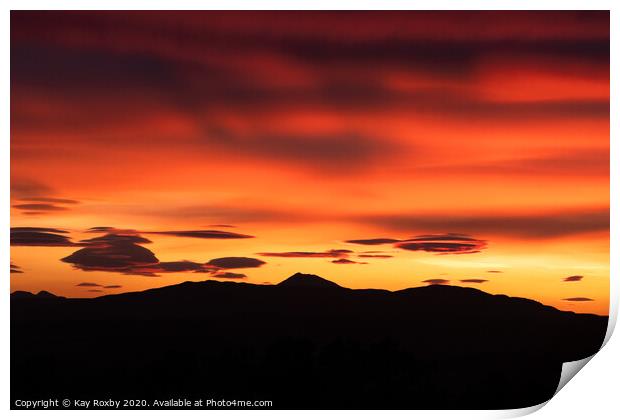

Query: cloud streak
[12,195,80,214]
[258,249,352,258]
[396,234,486,255]
[11,227,76,247]
[207,257,266,269]
[12,203,69,212]
[345,238,401,245]
[207,128,402,171]
[20,197,80,204]
[361,209,609,238]
[10,263,24,274]
[87,227,255,240]
[211,272,248,279]
[422,279,450,285]
[342,233,487,255]
[563,297,594,302]
[145,229,254,239]
[331,258,366,265]
[357,253,394,259]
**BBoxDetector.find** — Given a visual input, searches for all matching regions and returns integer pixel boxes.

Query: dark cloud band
[258,249,352,258]
[361,209,609,239]
[422,279,450,285]
[207,257,266,269]
[563,297,594,302]
[11,227,76,247]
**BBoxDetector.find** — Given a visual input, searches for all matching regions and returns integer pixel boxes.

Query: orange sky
[10,11,609,314]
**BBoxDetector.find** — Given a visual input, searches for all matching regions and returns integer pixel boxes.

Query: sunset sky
[10,11,609,314]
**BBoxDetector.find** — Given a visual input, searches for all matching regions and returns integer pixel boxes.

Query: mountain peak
[278,272,343,289]
[10,291,35,300]
[36,290,59,299]
[11,290,63,300]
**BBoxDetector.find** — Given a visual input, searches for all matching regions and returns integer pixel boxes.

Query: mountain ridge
[10,273,600,317]
[11,272,607,409]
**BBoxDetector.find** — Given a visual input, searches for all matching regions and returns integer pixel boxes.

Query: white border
[2,1,617,419]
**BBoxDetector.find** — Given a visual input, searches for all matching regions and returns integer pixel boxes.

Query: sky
[10,11,609,314]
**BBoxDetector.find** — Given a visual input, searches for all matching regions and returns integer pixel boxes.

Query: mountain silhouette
[10,290,63,300]
[10,291,36,300]
[11,274,607,409]
[278,272,343,289]
[35,290,62,299]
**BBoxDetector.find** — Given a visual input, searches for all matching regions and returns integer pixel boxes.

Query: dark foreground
[11,273,608,409]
